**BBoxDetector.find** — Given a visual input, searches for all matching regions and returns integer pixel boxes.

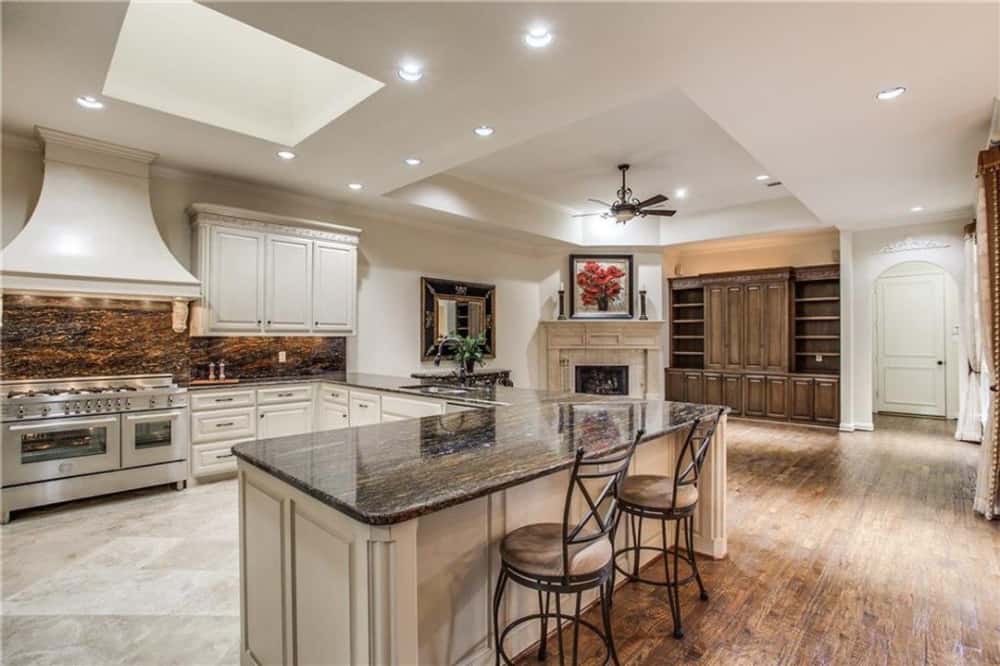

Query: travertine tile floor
[1,479,241,665]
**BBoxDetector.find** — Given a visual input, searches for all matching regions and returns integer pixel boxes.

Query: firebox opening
[575,365,629,396]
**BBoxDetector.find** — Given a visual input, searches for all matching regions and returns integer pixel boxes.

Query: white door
[258,402,314,439]
[209,226,264,331]
[875,270,946,416]
[265,235,312,331]
[317,400,350,431]
[349,392,381,426]
[312,241,356,333]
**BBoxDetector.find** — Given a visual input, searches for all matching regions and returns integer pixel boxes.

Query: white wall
[846,219,967,429]
[3,142,670,389]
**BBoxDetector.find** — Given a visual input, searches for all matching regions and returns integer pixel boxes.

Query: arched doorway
[873,260,960,418]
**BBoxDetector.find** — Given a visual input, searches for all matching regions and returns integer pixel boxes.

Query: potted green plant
[452,332,487,375]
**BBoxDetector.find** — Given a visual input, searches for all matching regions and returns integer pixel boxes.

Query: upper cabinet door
[704,286,726,370]
[312,241,357,334]
[209,227,264,331]
[743,284,765,370]
[265,235,312,331]
[763,282,789,372]
[723,286,743,369]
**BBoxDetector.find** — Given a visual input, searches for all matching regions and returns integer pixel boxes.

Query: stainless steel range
[1,374,189,523]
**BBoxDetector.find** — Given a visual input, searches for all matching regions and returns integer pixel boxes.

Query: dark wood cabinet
[684,371,704,404]
[764,282,789,372]
[766,376,789,419]
[723,374,743,415]
[703,372,723,406]
[790,377,814,421]
[667,369,685,402]
[743,283,765,370]
[724,286,743,369]
[704,286,725,370]
[814,378,839,424]
[745,375,766,416]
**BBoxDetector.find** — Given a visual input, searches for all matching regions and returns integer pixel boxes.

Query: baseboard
[839,422,854,432]
[853,421,875,431]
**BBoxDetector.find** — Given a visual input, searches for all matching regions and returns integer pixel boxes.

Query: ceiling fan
[573,164,676,224]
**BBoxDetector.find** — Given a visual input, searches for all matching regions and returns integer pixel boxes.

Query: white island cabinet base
[238,415,726,665]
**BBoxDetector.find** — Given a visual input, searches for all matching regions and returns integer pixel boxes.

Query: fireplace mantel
[540,320,665,398]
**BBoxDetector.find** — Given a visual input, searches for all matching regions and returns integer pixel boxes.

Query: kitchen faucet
[433,335,467,381]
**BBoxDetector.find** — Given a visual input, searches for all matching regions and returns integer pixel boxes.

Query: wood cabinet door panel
[745,375,766,416]
[766,377,789,419]
[684,372,703,404]
[814,379,840,423]
[667,370,686,401]
[724,286,744,369]
[313,241,356,333]
[704,287,725,370]
[790,378,815,421]
[209,226,264,331]
[764,282,789,372]
[743,284,765,370]
[703,373,723,405]
[723,375,743,415]
[265,235,312,331]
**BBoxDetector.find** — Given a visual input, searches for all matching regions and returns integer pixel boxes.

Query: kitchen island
[232,388,727,666]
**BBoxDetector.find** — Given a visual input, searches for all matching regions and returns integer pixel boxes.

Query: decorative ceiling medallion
[878,237,950,254]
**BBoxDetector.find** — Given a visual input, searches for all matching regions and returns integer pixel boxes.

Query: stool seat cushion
[500,523,612,578]
[620,475,698,511]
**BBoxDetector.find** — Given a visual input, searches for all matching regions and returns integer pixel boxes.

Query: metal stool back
[493,428,644,665]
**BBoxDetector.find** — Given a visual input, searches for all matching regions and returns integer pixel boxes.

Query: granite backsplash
[1,295,347,383]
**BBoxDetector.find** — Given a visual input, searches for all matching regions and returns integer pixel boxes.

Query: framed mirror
[421,277,496,360]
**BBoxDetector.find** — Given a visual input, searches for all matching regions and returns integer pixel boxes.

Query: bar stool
[492,430,643,666]
[612,409,723,639]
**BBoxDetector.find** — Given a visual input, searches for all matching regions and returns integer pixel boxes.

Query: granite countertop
[185,371,568,407]
[232,392,725,525]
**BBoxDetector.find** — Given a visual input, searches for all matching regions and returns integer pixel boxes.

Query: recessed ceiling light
[910,205,924,212]
[674,187,688,199]
[276,150,296,160]
[754,174,769,181]
[524,25,553,48]
[404,157,422,166]
[876,86,907,101]
[76,95,104,110]
[348,183,363,191]
[398,62,423,82]
[474,125,495,137]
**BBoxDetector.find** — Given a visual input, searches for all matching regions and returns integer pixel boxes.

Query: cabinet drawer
[192,406,256,444]
[190,389,255,411]
[257,384,312,405]
[381,394,443,420]
[349,390,381,426]
[319,384,350,406]
[191,440,245,478]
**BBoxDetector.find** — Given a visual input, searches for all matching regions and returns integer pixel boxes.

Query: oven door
[2,415,122,486]
[121,409,188,469]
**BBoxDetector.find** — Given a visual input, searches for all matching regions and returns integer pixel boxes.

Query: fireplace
[575,365,629,396]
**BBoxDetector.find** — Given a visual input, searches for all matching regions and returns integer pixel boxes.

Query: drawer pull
[215,422,235,428]
[276,392,294,398]
[214,397,234,403]
[358,403,368,408]
[215,453,235,460]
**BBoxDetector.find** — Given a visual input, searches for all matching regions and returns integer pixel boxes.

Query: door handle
[937,360,944,366]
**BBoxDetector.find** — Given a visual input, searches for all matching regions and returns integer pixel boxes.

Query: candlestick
[557,289,567,320]
[638,289,648,320]
[560,281,565,292]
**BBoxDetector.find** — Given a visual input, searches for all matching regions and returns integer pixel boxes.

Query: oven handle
[7,416,119,432]
[123,409,187,422]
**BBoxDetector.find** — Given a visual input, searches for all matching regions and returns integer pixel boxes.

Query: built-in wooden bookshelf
[669,285,705,369]
[792,267,841,374]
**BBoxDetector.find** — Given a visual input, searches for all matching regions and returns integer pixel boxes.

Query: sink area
[400,384,473,396]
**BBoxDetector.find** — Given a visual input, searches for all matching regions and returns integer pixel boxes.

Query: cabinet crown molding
[188,203,361,245]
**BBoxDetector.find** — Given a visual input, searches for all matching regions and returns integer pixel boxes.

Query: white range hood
[0,127,200,300]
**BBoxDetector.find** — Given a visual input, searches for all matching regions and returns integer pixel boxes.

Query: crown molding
[35,126,158,164]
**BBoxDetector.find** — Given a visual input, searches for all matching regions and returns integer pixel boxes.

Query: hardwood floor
[518,416,1000,665]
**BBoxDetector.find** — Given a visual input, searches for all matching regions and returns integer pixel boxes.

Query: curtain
[974,147,1000,520]
[956,222,983,442]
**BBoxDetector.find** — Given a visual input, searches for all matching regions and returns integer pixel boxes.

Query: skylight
[103,1,384,146]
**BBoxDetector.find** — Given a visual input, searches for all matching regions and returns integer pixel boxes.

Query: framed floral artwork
[569,254,634,319]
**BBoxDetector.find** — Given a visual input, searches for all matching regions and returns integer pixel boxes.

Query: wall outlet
[278,351,287,363]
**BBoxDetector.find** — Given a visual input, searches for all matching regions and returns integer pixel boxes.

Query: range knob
[115,398,122,409]
[41,406,50,417]
[73,401,81,413]
[84,400,93,411]
[17,406,24,419]
[125,398,132,410]
[149,397,156,408]
[167,396,174,405]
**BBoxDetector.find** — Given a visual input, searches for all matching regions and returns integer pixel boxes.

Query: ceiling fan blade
[587,198,612,207]
[636,194,668,208]
[642,209,676,217]
[571,211,605,217]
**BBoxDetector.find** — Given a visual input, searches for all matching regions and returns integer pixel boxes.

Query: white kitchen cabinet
[312,241,356,334]
[265,235,312,331]
[188,204,361,337]
[381,394,444,420]
[257,384,313,405]
[349,391,381,426]
[207,226,264,332]
[258,401,314,439]
[317,400,351,431]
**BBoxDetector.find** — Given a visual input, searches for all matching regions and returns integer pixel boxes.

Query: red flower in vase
[576,261,626,310]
